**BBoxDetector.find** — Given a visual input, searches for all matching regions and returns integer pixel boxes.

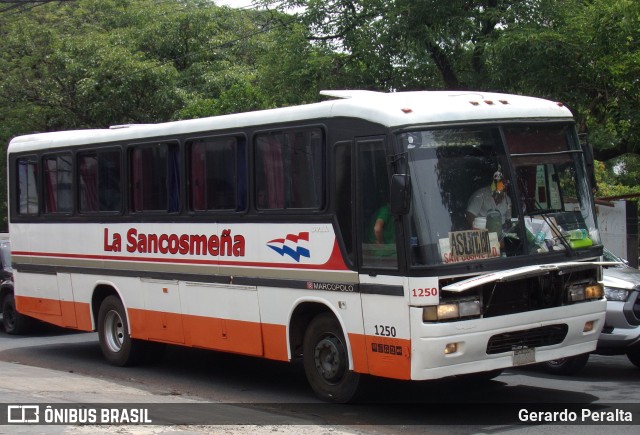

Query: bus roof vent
[320,90,383,99]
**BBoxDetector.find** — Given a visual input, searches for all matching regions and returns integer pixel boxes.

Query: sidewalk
[0,360,359,434]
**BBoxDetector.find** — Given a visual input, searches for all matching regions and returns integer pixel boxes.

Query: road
[0,322,639,434]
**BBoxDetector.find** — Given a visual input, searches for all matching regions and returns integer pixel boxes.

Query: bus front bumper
[409,299,607,381]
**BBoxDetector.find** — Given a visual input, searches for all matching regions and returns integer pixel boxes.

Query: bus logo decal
[267,232,310,262]
[371,343,403,356]
[103,227,246,257]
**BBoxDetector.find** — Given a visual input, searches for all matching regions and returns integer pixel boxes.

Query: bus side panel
[346,332,369,374]
[360,292,412,380]
[260,323,288,361]
[15,295,91,331]
[13,272,60,316]
[57,273,78,328]
[73,301,93,331]
[141,279,185,344]
[178,282,263,356]
[127,306,266,357]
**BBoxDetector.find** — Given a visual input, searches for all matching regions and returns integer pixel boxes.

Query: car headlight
[604,287,630,302]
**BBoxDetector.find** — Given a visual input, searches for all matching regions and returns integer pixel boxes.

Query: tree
[2,0,640,227]
[0,0,316,225]
[488,0,640,162]
[260,0,640,196]
[257,0,567,91]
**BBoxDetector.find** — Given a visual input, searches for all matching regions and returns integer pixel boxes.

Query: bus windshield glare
[402,124,600,266]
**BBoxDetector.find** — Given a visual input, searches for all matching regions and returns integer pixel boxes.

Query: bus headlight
[604,287,630,302]
[423,299,481,322]
[567,283,603,302]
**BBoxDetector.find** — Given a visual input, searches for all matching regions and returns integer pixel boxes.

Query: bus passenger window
[254,128,323,210]
[44,153,73,214]
[78,150,121,213]
[17,157,39,215]
[130,143,180,213]
[189,137,245,211]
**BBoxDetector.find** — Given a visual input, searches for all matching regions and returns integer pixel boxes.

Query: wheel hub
[314,336,345,383]
[104,310,125,353]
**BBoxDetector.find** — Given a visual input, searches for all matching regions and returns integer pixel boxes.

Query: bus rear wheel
[303,312,360,403]
[2,293,33,335]
[98,295,142,366]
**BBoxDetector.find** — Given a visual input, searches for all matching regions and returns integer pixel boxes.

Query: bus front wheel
[302,312,360,403]
[98,295,142,366]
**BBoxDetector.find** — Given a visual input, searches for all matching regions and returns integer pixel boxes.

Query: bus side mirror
[390,174,411,215]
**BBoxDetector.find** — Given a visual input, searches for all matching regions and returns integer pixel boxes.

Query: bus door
[356,136,411,379]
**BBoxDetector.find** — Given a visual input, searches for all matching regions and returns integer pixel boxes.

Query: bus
[6,90,606,402]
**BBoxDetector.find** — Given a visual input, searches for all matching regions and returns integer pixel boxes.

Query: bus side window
[43,153,73,214]
[188,136,245,212]
[130,142,180,213]
[255,128,323,210]
[78,150,122,213]
[17,157,39,216]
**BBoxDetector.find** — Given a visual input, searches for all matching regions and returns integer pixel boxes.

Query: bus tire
[2,293,33,335]
[98,295,142,367]
[302,312,360,403]
[540,353,590,375]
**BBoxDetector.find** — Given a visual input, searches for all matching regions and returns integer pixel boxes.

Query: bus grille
[486,324,568,354]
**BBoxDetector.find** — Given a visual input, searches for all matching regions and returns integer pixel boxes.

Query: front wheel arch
[302,312,360,403]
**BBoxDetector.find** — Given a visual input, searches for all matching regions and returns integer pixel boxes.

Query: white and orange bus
[6,90,606,402]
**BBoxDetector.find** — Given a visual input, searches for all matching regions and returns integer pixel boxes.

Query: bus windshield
[402,124,600,266]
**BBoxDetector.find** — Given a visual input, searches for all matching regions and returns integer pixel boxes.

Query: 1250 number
[412,288,438,297]
[374,325,397,337]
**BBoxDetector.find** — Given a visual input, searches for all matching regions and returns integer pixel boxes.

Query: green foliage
[595,158,640,198]
[177,83,272,118]
[0,0,346,225]
[2,0,640,228]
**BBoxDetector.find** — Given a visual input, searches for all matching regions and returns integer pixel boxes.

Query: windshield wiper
[525,199,574,254]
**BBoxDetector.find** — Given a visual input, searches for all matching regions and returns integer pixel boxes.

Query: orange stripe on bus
[128,308,288,360]
[365,336,411,380]
[15,295,92,331]
[261,323,288,361]
[15,295,410,378]
[348,333,370,374]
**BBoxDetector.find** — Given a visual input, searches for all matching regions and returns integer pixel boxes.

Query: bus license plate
[513,347,535,366]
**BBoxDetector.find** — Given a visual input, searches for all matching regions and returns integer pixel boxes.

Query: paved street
[0,327,639,434]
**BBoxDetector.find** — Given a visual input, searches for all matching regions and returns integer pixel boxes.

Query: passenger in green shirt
[370,203,395,244]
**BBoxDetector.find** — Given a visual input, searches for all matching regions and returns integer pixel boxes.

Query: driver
[466,166,512,227]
